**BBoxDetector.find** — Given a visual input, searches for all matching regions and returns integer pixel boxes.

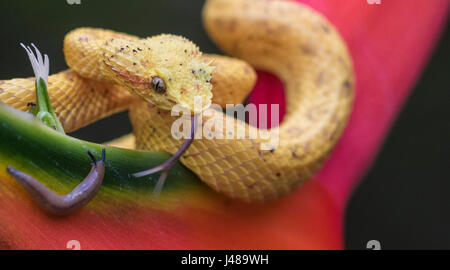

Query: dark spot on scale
[343,80,351,88]
[247,182,257,189]
[341,79,353,97]
[302,46,316,55]
[292,151,297,158]
[269,148,275,153]
[133,62,136,66]
[258,150,264,158]
[276,173,281,177]
[132,49,137,53]
[137,47,142,51]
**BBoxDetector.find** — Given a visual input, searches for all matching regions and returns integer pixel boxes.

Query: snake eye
[151,77,166,94]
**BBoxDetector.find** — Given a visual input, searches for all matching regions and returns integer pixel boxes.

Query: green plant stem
[35,77,65,134]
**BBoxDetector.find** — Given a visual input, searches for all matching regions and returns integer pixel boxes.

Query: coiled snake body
[0,0,353,202]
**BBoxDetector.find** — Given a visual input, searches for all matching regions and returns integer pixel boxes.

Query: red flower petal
[249,0,449,223]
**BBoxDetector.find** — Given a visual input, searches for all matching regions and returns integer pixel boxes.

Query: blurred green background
[0,0,449,249]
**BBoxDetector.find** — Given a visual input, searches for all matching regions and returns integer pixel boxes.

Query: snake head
[101,34,214,113]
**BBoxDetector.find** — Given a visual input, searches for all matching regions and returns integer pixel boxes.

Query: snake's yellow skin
[0,0,353,202]
[133,0,354,202]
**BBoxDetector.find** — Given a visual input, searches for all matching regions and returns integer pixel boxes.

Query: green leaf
[0,103,202,194]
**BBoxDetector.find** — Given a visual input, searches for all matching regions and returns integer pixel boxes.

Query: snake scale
[0,0,354,202]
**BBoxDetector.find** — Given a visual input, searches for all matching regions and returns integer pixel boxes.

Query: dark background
[0,0,448,249]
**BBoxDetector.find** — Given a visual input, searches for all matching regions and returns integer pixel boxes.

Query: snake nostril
[151,76,166,94]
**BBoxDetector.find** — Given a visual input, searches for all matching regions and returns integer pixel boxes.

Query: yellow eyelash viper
[0,0,354,202]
